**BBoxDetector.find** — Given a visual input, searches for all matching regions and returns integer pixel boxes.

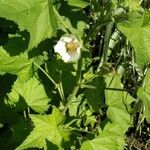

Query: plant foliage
[0,0,150,149]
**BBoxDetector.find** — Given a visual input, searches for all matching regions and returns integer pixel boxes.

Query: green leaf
[137,69,150,123]
[81,74,133,150]
[67,0,90,8]
[4,32,29,56]
[0,0,57,49]
[0,126,12,149]
[81,127,124,150]
[8,76,50,113]
[68,94,83,116]
[55,1,87,39]
[46,59,77,95]
[84,76,105,112]
[0,101,20,125]
[6,119,32,149]
[0,73,17,97]
[16,107,71,149]
[117,11,150,67]
[0,47,33,80]
[105,74,134,131]
[123,0,141,11]
[85,115,97,128]
[129,0,141,11]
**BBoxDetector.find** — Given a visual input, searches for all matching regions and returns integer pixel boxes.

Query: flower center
[66,39,79,53]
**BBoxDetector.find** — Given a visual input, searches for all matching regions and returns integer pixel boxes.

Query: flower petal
[54,36,81,63]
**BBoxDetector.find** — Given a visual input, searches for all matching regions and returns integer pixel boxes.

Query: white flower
[54,36,81,63]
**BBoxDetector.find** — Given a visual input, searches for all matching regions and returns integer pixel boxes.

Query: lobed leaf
[117,11,150,67]
[81,73,134,150]
[81,125,124,150]
[16,107,70,149]
[8,76,50,113]
[105,74,134,131]
[0,0,57,49]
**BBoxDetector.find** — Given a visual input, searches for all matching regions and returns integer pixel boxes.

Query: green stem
[34,62,66,102]
[84,19,110,45]
[103,21,114,63]
[23,110,27,120]
[63,58,82,113]
[58,70,65,103]
[53,6,71,34]
[34,62,57,86]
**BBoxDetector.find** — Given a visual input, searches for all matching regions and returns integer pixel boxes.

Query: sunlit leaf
[137,69,150,123]
[81,125,124,150]
[0,0,57,49]
[105,74,134,130]
[68,0,90,8]
[8,76,50,113]
[81,73,134,150]
[16,107,70,150]
[117,11,150,67]
[0,47,33,80]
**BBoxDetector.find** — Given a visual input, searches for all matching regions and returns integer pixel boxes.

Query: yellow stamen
[66,39,79,53]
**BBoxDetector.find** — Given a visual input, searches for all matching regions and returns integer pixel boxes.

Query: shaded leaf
[85,76,105,112]
[7,119,32,149]
[4,31,29,56]
[0,125,12,149]
[0,73,17,97]
[56,1,87,39]
[0,101,20,125]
